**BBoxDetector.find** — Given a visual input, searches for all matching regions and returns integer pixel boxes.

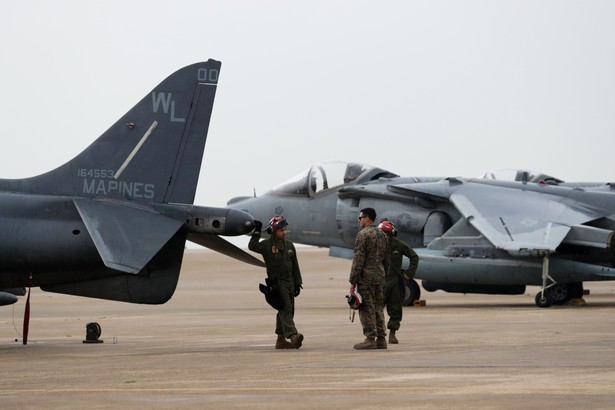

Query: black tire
[402,278,421,306]
[549,284,571,305]
[86,322,102,340]
[535,291,552,308]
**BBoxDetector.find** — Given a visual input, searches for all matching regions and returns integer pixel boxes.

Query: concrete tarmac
[2,248,615,409]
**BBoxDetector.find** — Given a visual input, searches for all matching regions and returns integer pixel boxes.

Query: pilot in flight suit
[249,216,304,349]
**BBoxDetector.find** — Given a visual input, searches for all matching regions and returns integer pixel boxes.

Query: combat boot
[389,329,398,344]
[353,337,377,350]
[275,334,293,349]
[377,336,387,349]
[289,333,304,349]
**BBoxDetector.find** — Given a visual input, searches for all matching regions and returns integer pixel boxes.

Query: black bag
[259,277,284,310]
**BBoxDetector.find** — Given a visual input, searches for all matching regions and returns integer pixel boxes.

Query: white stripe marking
[114,121,158,179]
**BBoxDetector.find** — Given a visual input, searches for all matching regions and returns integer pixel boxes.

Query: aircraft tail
[0,60,221,204]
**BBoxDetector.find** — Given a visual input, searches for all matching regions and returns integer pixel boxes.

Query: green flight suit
[385,237,419,331]
[249,234,303,338]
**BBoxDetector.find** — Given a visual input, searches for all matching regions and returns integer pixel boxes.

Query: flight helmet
[378,219,398,237]
[346,290,363,310]
[267,215,288,234]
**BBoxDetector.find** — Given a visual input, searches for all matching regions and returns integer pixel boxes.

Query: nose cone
[225,208,256,236]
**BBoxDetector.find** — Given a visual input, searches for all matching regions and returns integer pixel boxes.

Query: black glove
[253,220,263,234]
[294,284,303,297]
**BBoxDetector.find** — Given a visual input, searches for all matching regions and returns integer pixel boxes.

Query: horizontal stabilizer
[74,198,183,273]
[187,234,265,267]
[0,291,18,306]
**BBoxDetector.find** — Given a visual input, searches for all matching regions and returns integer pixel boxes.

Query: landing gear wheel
[535,292,552,308]
[550,284,571,305]
[547,283,584,305]
[402,278,421,306]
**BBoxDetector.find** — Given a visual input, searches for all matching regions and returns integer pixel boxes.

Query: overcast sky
[2,1,615,214]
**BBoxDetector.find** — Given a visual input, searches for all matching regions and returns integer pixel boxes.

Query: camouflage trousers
[357,283,386,338]
[384,277,403,331]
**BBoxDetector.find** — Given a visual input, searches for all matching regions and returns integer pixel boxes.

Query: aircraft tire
[402,278,421,306]
[535,292,552,308]
[549,284,572,306]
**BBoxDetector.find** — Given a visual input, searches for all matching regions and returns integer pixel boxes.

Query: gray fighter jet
[0,60,262,312]
[228,162,615,307]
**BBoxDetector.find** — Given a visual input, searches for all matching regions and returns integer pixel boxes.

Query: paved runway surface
[2,248,615,409]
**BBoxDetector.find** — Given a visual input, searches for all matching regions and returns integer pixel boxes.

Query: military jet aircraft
[228,161,615,307]
[0,60,263,336]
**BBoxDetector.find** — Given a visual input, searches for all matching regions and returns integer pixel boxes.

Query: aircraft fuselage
[0,193,100,286]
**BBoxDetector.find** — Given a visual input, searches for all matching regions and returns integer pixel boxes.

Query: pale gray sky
[2,0,615,213]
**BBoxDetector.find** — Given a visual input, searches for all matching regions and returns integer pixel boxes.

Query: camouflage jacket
[349,225,390,285]
[249,234,302,285]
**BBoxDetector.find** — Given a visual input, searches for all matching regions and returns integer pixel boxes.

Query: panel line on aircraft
[114,120,158,179]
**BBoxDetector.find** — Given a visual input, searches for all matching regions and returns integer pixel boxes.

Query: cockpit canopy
[479,169,563,184]
[272,161,398,196]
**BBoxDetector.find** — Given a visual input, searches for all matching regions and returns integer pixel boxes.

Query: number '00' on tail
[0,60,222,205]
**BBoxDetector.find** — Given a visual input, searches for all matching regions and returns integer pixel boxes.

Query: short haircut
[360,207,377,222]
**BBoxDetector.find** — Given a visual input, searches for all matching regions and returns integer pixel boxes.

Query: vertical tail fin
[1,60,221,204]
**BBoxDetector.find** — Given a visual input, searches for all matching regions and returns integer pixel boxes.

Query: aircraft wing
[394,180,601,255]
[74,198,183,273]
[187,234,265,267]
[449,184,594,254]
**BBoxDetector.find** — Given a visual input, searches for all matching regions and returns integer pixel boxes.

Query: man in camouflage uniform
[349,207,390,350]
[378,220,419,344]
[250,216,304,349]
